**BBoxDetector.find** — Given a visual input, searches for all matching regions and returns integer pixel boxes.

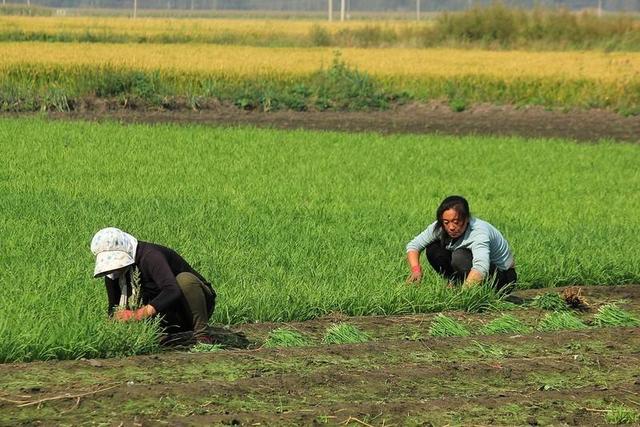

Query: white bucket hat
[90,227,138,278]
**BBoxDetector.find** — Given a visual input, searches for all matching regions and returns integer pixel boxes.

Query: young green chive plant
[428,314,470,337]
[322,323,370,345]
[604,404,640,425]
[538,312,588,331]
[593,303,640,327]
[529,292,568,311]
[479,314,532,335]
[264,328,311,348]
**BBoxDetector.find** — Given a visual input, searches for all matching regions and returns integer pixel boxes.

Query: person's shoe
[195,334,214,345]
[160,331,196,347]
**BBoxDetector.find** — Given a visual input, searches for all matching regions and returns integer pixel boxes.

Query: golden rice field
[2,42,639,82]
[0,16,422,38]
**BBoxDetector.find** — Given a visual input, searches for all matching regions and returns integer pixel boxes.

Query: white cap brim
[94,250,135,278]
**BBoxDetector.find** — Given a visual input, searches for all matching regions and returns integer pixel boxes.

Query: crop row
[1,52,639,114]
[1,5,639,50]
[259,303,640,350]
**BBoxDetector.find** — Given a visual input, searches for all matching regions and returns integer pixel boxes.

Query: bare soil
[1,285,639,426]
[8,101,640,143]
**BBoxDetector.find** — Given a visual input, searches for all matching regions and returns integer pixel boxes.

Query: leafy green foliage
[480,314,532,335]
[322,324,370,345]
[605,405,640,424]
[529,293,568,311]
[429,314,470,337]
[435,4,640,50]
[311,52,391,111]
[264,328,310,348]
[593,304,640,327]
[538,312,588,331]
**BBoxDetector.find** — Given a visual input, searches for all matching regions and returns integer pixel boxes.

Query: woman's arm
[104,277,121,316]
[465,228,491,288]
[405,222,438,283]
[142,251,183,313]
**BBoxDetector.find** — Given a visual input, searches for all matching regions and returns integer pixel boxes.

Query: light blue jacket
[406,217,515,275]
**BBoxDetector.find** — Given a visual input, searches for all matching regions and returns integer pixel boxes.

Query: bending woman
[406,195,517,290]
[90,227,216,344]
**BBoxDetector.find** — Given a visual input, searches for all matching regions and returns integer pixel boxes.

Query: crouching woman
[90,227,216,344]
[406,195,517,291]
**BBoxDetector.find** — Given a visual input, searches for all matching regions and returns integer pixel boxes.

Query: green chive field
[2,116,640,424]
[1,117,639,359]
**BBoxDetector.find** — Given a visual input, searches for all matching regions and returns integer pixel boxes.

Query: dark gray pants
[161,272,216,339]
[424,242,517,291]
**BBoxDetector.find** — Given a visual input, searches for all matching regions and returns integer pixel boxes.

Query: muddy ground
[1,285,639,426]
[5,102,640,143]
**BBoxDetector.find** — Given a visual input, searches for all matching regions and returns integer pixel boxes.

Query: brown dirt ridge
[8,101,640,143]
[1,285,639,426]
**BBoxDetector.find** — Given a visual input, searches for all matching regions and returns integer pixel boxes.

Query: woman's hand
[406,264,423,284]
[114,309,134,322]
[406,271,422,283]
[113,305,157,322]
[406,251,423,284]
[133,305,157,320]
[462,269,484,289]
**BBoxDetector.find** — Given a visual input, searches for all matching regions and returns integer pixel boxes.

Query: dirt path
[1,285,639,426]
[8,102,640,142]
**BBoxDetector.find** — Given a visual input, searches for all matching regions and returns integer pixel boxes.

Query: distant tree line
[18,0,640,12]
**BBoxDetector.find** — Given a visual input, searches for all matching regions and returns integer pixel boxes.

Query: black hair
[435,195,471,231]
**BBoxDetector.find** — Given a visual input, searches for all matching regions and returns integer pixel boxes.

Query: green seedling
[605,404,640,424]
[538,312,588,331]
[428,314,470,337]
[480,314,532,335]
[593,303,640,327]
[322,323,370,345]
[264,328,310,348]
[529,292,568,311]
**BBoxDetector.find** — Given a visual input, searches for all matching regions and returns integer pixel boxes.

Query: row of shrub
[1,57,638,114]
[0,4,53,16]
[1,4,639,50]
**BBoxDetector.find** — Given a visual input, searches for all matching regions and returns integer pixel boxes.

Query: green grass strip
[2,118,640,362]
